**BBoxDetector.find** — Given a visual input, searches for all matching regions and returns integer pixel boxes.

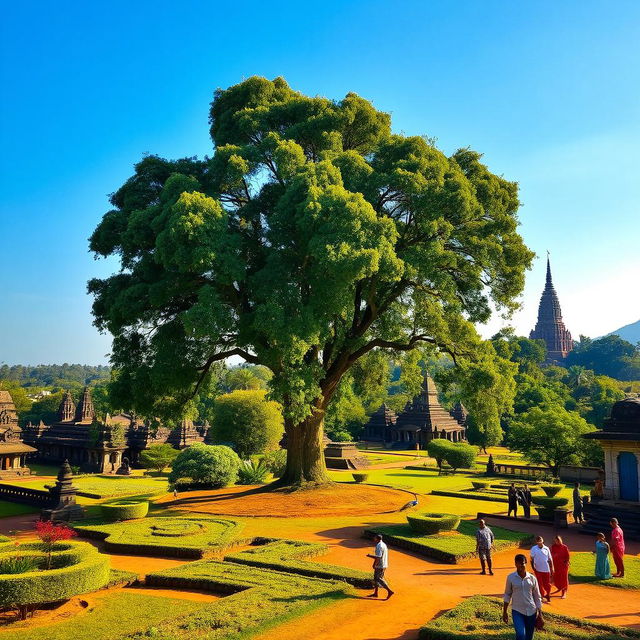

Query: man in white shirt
[530,536,554,602]
[503,553,543,640]
[366,534,394,599]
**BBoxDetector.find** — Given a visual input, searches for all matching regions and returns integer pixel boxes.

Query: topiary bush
[471,480,491,490]
[168,443,241,488]
[541,484,563,497]
[352,473,369,483]
[101,500,149,522]
[532,496,568,509]
[406,512,461,535]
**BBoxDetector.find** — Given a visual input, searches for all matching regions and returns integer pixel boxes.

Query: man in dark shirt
[573,483,583,524]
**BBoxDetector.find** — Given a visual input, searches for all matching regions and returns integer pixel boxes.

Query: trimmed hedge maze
[74,516,245,558]
[365,519,534,564]
[100,500,149,521]
[224,538,372,587]
[406,513,460,534]
[420,595,640,640]
[0,540,110,608]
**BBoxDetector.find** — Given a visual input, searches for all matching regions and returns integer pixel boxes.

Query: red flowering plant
[35,520,76,569]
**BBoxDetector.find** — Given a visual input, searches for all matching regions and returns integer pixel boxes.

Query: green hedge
[540,483,563,497]
[430,489,507,503]
[352,473,369,483]
[420,594,640,639]
[224,538,371,588]
[471,480,491,490]
[100,500,149,521]
[406,513,461,535]
[0,540,110,607]
[531,495,568,509]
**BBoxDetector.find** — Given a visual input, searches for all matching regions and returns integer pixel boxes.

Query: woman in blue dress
[594,532,612,580]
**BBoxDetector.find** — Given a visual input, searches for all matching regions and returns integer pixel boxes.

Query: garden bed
[364,520,533,564]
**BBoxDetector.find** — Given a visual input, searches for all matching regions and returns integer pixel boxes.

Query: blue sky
[1,1,639,365]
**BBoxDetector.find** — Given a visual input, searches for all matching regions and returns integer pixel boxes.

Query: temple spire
[546,253,553,287]
[74,387,95,423]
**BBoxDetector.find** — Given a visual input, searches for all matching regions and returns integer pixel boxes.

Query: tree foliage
[566,335,640,380]
[139,443,179,472]
[88,76,533,484]
[168,443,241,488]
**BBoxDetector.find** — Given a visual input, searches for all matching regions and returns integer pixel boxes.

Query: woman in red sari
[551,535,570,598]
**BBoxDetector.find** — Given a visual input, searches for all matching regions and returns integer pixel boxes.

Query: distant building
[0,390,36,476]
[363,375,466,448]
[529,257,573,363]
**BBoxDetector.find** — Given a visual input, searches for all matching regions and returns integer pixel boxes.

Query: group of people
[507,482,586,523]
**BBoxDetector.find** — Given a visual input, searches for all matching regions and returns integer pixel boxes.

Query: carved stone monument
[41,460,84,522]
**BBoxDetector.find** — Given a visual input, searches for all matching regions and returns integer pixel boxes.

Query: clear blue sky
[1,0,639,365]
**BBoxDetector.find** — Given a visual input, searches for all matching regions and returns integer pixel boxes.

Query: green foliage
[0,381,32,414]
[426,440,453,471]
[567,334,640,381]
[100,500,149,521]
[471,480,491,490]
[541,483,563,497]
[210,389,283,458]
[168,443,241,487]
[0,364,111,388]
[531,495,568,510]
[139,443,179,472]
[261,448,287,478]
[237,458,269,484]
[352,472,369,483]
[22,474,167,499]
[569,551,640,590]
[407,512,461,534]
[0,555,39,574]
[224,538,371,587]
[224,365,271,391]
[88,76,533,484]
[426,439,477,472]
[74,516,243,558]
[420,594,640,640]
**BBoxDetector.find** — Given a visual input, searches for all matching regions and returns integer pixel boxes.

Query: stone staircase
[581,500,640,541]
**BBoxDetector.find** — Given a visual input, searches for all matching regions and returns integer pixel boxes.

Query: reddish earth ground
[157,483,412,517]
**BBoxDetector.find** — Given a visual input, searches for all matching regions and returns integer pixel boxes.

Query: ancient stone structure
[0,390,36,476]
[363,375,466,448]
[324,442,369,470]
[41,460,84,522]
[529,257,573,363]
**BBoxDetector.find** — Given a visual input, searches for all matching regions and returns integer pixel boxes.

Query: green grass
[16,475,168,499]
[224,538,371,587]
[431,489,508,503]
[420,594,640,639]
[0,500,39,517]
[142,558,353,640]
[569,552,640,589]
[0,591,203,640]
[74,515,244,558]
[365,519,533,563]
[106,568,139,587]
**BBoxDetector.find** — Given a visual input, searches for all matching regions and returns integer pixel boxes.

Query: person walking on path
[366,534,394,600]
[610,518,625,578]
[572,483,583,524]
[551,535,570,598]
[508,483,519,518]
[476,519,495,575]
[530,536,554,602]
[503,553,543,640]
[594,532,612,580]
[520,485,532,519]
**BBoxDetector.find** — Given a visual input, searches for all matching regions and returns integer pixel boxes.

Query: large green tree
[89,76,533,486]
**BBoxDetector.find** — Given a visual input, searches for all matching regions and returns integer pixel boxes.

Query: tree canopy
[566,334,640,380]
[89,76,533,485]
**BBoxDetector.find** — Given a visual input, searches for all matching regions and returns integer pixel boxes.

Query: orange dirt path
[157,483,411,517]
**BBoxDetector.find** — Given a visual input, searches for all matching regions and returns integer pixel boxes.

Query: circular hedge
[352,473,369,483]
[540,484,563,497]
[407,512,461,535]
[471,481,491,490]
[0,541,109,607]
[531,495,568,510]
[101,500,149,522]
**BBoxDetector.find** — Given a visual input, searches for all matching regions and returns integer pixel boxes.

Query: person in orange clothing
[551,535,570,598]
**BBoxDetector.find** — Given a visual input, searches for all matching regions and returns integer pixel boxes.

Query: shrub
[35,520,76,569]
[444,443,477,472]
[426,440,454,471]
[531,496,568,510]
[237,459,269,484]
[352,473,369,483]
[139,444,179,472]
[168,443,241,488]
[406,512,461,535]
[0,555,39,574]
[541,483,563,497]
[100,500,149,521]
[262,449,287,478]
[471,480,491,490]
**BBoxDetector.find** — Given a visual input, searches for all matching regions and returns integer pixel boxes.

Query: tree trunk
[279,408,330,487]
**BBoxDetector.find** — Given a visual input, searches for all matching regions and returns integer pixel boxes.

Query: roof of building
[0,443,37,454]
[584,397,640,442]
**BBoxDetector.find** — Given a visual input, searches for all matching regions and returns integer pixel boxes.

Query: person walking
[476,519,495,575]
[508,483,519,518]
[366,534,394,599]
[594,532,612,580]
[572,483,583,524]
[551,535,570,598]
[503,554,543,640]
[520,485,532,519]
[173,486,179,499]
[530,536,554,602]
[609,518,625,578]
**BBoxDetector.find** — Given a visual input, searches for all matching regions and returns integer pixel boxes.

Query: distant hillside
[606,319,640,345]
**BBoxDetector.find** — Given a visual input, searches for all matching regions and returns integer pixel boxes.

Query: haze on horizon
[1,1,639,366]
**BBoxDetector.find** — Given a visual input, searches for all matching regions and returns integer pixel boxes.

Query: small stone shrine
[41,460,84,522]
[324,442,370,470]
[0,390,36,476]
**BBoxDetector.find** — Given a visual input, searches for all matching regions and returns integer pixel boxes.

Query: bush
[262,449,287,478]
[139,444,179,472]
[100,500,149,521]
[352,473,369,483]
[168,443,241,488]
[426,440,454,471]
[531,496,568,510]
[471,480,491,490]
[406,512,461,535]
[541,483,563,497]
[237,459,269,484]
[0,555,39,574]
[426,440,477,473]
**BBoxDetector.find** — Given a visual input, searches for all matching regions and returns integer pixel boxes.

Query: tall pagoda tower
[529,257,573,363]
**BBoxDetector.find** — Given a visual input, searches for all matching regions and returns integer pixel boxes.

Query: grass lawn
[420,594,640,639]
[330,468,475,494]
[365,519,533,563]
[569,551,640,590]
[0,591,203,640]
[0,500,38,517]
